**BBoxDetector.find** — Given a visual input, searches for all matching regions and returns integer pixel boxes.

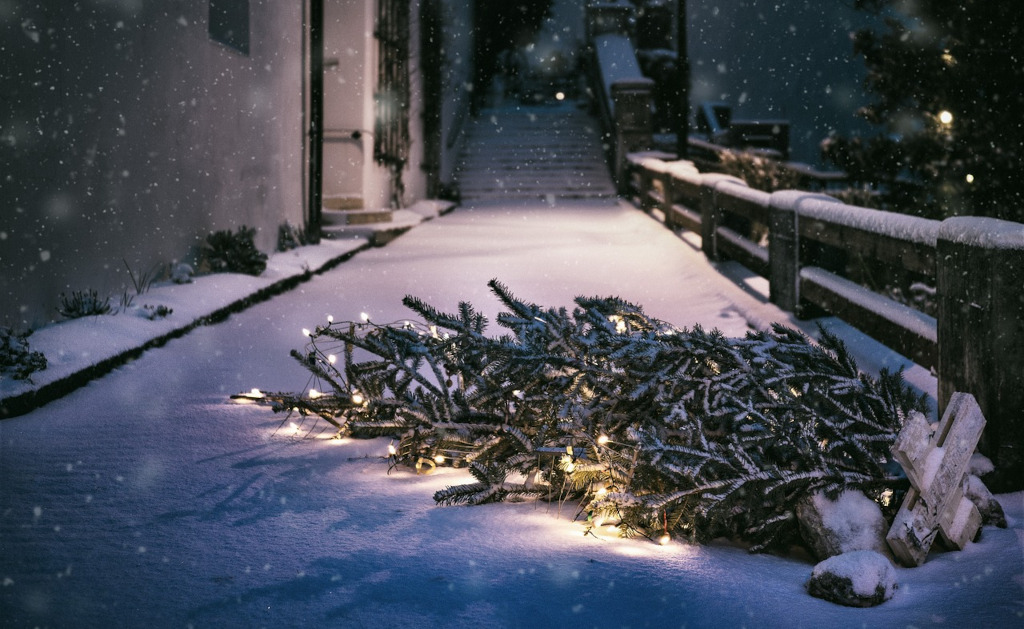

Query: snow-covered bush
[57,289,112,319]
[200,226,267,276]
[0,326,47,381]
[141,304,173,320]
[716,150,802,192]
[276,281,926,552]
[277,222,308,252]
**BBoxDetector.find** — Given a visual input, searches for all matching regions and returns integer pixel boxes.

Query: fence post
[768,191,800,312]
[699,180,719,259]
[937,217,1024,491]
[766,191,842,316]
[610,79,654,193]
[698,174,740,260]
[661,169,677,228]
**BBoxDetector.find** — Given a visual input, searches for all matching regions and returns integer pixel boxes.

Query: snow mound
[807,550,897,607]
[797,489,888,561]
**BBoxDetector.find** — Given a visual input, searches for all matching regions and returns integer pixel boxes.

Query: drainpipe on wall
[307,0,324,243]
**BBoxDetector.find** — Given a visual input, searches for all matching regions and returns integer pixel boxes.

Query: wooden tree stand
[886,392,986,567]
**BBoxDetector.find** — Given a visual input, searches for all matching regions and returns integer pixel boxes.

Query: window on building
[209,0,250,55]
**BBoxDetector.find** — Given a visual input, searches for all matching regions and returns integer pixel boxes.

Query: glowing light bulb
[658,533,671,546]
[360,312,370,322]
[288,422,300,435]
[302,328,311,337]
[326,314,334,323]
[965,173,975,184]
[597,434,610,445]
[387,443,397,456]
[938,110,953,125]
[880,488,894,507]
[327,354,337,364]
[249,388,264,398]
[309,388,321,399]
[555,91,565,101]
[608,315,627,334]
[595,486,608,497]
[433,454,445,464]
[351,392,364,405]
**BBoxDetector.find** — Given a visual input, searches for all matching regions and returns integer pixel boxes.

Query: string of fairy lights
[232,311,680,545]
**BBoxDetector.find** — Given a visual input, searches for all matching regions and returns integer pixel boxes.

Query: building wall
[323,0,372,203]
[321,0,474,209]
[1,1,305,329]
[1,0,475,330]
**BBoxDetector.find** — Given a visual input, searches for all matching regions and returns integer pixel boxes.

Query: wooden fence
[583,1,1022,490]
[624,153,1024,490]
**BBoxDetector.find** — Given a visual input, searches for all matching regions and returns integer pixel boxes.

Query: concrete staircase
[455,102,617,202]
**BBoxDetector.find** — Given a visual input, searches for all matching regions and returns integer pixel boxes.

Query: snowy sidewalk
[1,195,936,419]
[1,197,1020,628]
[0,202,455,419]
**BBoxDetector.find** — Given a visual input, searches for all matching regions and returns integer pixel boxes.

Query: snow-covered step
[322,208,393,226]
[455,102,616,201]
[323,195,364,210]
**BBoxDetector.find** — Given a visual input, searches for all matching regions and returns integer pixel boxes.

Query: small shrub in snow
[141,304,173,320]
[0,326,47,381]
[58,289,112,319]
[275,280,927,552]
[170,263,194,284]
[716,150,801,192]
[123,259,163,296]
[277,222,308,252]
[200,226,267,276]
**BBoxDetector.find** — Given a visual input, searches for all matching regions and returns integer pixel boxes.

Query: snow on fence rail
[624,152,1024,492]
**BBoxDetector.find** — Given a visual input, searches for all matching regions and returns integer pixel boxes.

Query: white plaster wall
[323,0,371,201]
[320,0,475,209]
[1,0,305,328]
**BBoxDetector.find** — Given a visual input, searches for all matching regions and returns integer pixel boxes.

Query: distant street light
[676,0,689,159]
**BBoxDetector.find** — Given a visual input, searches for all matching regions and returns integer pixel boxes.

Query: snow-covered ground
[2,199,1021,627]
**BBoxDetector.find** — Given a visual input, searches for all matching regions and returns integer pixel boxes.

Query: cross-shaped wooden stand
[886,392,986,567]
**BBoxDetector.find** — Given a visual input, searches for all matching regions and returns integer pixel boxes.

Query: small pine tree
[201,226,267,276]
[0,326,47,381]
[273,281,926,551]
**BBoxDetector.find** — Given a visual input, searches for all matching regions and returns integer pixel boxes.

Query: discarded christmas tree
[273,280,927,552]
